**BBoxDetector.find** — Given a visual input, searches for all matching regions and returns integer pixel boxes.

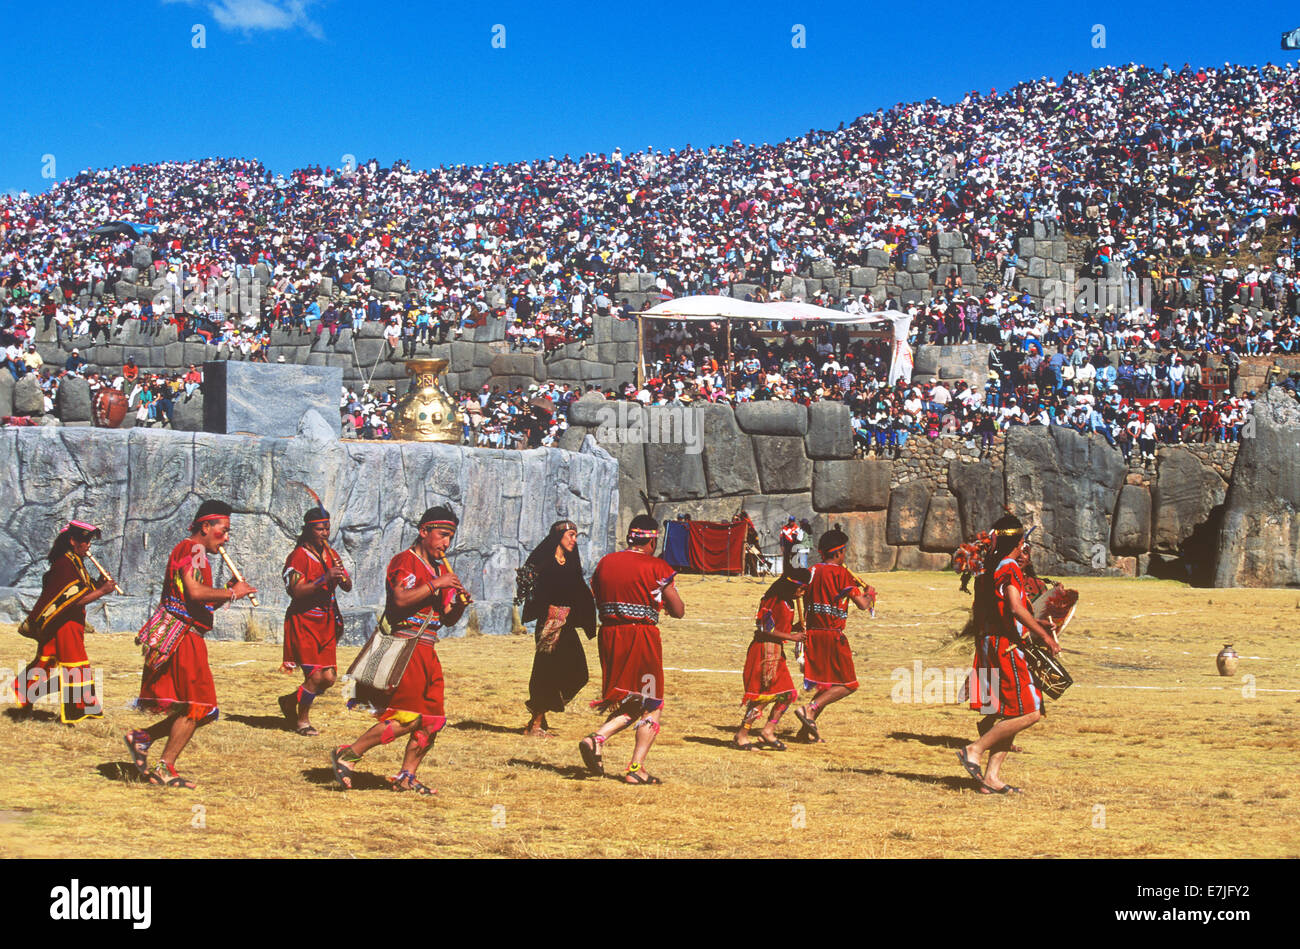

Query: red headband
[194,513,228,525]
[823,543,846,555]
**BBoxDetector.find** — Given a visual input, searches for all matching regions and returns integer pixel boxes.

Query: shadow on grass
[505,757,606,781]
[301,765,393,791]
[3,708,59,724]
[683,735,746,750]
[887,731,968,750]
[827,765,972,791]
[449,719,524,735]
[225,712,293,732]
[95,761,143,783]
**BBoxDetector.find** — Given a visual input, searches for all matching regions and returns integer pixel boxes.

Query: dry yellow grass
[2,572,1297,859]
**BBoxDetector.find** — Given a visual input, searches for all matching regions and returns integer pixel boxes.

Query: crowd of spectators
[2,61,1299,447]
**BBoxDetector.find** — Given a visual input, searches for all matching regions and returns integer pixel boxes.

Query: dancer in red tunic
[15,521,115,723]
[330,506,468,796]
[793,528,876,743]
[125,500,258,788]
[579,515,684,785]
[278,505,351,736]
[956,514,1060,794]
[733,567,809,751]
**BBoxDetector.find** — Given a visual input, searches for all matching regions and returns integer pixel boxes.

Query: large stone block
[202,362,342,437]
[812,510,894,572]
[171,391,204,431]
[55,376,92,423]
[1152,446,1227,556]
[887,480,931,545]
[643,441,707,500]
[850,267,878,287]
[752,435,813,493]
[866,249,891,268]
[805,402,854,459]
[893,545,953,571]
[12,375,44,416]
[699,403,758,496]
[1004,425,1125,574]
[948,459,1005,540]
[812,459,891,512]
[920,494,961,552]
[0,372,12,417]
[734,401,808,436]
[1111,483,1152,555]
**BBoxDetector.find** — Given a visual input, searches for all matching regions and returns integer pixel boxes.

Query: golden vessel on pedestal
[390,359,461,442]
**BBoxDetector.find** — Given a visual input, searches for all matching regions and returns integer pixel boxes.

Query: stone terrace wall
[555,393,1240,579]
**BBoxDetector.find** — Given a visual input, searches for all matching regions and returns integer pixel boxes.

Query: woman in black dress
[522,520,597,737]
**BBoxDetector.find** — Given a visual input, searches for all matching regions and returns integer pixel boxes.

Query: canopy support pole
[637,314,645,389]
[724,317,732,384]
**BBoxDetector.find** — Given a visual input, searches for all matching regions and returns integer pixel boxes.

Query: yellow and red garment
[742,594,797,705]
[135,539,219,722]
[15,551,100,723]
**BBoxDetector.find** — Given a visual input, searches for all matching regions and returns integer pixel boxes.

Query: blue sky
[2,0,1297,196]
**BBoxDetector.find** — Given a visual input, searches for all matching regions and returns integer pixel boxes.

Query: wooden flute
[218,546,259,607]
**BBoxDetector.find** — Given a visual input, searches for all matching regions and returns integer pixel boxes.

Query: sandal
[124,730,151,779]
[390,769,436,795]
[978,783,1022,795]
[148,762,196,789]
[730,738,756,751]
[756,737,788,751]
[794,706,821,742]
[623,763,662,785]
[296,724,321,737]
[957,749,985,782]
[331,746,358,790]
[578,734,604,774]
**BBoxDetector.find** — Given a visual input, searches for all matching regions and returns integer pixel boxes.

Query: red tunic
[16,552,100,723]
[741,594,797,705]
[136,539,219,722]
[282,544,342,671]
[374,548,452,729]
[969,556,1042,717]
[801,562,861,691]
[589,548,676,711]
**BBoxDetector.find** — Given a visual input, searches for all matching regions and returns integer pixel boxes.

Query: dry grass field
[2,571,1297,859]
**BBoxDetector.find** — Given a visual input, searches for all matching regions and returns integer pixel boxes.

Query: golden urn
[390,359,461,442]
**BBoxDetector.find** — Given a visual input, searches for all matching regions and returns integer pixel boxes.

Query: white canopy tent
[635,295,914,386]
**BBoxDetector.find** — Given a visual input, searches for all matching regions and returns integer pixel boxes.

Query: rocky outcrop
[1214,389,1300,587]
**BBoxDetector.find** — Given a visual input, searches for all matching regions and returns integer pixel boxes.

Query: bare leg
[735,704,762,746]
[159,715,199,768]
[963,710,1041,789]
[625,708,662,780]
[758,699,791,743]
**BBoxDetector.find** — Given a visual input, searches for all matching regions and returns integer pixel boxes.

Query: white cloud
[164,0,324,40]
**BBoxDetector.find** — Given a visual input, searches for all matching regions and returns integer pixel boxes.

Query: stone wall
[0,421,619,639]
[550,390,1245,581]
